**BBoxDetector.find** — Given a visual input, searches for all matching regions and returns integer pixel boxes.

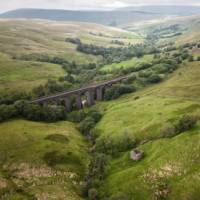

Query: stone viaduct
[31,76,127,112]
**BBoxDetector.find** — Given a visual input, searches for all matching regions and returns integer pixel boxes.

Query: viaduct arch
[31,76,127,112]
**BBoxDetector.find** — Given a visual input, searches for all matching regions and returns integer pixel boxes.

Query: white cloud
[0,0,200,13]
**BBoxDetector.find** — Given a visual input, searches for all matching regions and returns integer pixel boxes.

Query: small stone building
[130,149,144,161]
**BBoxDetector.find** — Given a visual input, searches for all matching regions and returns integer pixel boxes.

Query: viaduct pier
[31,76,127,112]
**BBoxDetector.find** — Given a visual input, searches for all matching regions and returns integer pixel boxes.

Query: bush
[22,104,44,121]
[78,117,96,135]
[122,74,136,84]
[68,110,86,122]
[22,104,66,122]
[147,74,162,83]
[138,70,152,78]
[88,188,99,200]
[175,115,198,133]
[42,105,66,122]
[188,55,194,62]
[0,104,17,122]
[104,84,135,101]
[87,110,102,123]
[65,37,81,45]
[96,132,137,156]
[0,92,30,105]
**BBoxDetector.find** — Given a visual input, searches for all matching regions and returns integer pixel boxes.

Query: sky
[0,0,200,13]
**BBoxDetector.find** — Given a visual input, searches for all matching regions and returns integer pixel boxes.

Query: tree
[188,55,194,62]
[78,117,96,135]
[147,74,162,83]
[175,115,197,133]
[0,104,17,122]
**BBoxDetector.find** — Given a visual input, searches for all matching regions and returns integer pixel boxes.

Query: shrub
[181,52,189,60]
[0,92,30,105]
[68,110,86,122]
[22,104,66,122]
[104,84,135,101]
[87,110,102,123]
[122,74,136,84]
[65,37,81,45]
[42,105,67,122]
[78,117,96,135]
[96,132,137,156]
[22,104,44,121]
[188,55,194,62]
[147,74,162,83]
[175,115,198,133]
[14,100,29,115]
[88,188,99,200]
[138,70,152,78]
[0,104,17,122]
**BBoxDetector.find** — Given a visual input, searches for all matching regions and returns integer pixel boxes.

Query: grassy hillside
[0,9,162,26]
[0,19,143,93]
[0,14,199,200]
[0,119,89,199]
[94,61,200,199]
[124,15,200,46]
[0,52,65,92]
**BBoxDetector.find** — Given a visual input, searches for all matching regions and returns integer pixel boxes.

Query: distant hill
[118,5,200,16]
[0,8,162,26]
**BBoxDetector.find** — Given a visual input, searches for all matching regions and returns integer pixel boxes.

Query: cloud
[0,0,200,13]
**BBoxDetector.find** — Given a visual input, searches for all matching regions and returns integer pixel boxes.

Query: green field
[101,55,153,72]
[0,119,89,199]
[0,52,65,92]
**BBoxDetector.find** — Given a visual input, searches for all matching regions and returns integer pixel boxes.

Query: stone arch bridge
[31,76,127,112]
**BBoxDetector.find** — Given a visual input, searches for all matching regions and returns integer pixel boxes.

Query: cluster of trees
[0,101,66,123]
[33,79,72,98]
[70,109,105,200]
[104,84,136,101]
[77,42,159,64]
[95,132,137,156]
[13,53,69,65]
[160,115,198,138]
[75,110,102,138]
[0,91,30,105]
[65,37,81,45]
[81,153,107,200]
[111,40,124,45]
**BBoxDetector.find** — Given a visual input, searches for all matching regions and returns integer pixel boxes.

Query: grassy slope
[0,52,65,92]
[0,119,89,200]
[0,19,143,92]
[96,61,200,199]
